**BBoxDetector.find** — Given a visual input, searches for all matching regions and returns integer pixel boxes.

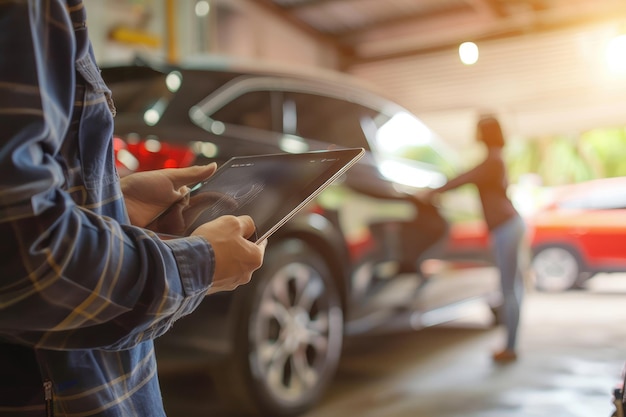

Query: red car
[527,176,626,291]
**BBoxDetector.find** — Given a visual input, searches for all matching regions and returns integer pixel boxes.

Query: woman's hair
[476,115,505,148]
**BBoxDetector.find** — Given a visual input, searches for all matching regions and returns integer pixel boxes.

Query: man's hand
[121,164,217,227]
[191,215,267,294]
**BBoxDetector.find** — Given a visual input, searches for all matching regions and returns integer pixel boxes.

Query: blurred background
[89,0,626,187]
[85,1,626,416]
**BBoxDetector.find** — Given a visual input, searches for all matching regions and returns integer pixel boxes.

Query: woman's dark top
[435,148,518,231]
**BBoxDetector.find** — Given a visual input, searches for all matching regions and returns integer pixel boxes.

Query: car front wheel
[531,245,583,292]
[213,239,344,417]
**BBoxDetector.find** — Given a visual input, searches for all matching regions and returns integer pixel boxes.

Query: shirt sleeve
[0,0,215,351]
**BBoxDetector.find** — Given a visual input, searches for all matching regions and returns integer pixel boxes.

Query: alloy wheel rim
[533,247,579,291]
[249,262,341,403]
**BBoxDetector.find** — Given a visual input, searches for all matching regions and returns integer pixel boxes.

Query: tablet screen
[147,148,364,243]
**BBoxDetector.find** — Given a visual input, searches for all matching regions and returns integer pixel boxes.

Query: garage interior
[83,1,626,416]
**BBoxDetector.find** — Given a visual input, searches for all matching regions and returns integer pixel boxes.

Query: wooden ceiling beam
[334,4,475,39]
[466,0,508,18]
[277,0,368,12]
[250,0,355,55]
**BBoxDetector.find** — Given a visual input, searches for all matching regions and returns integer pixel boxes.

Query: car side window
[211,91,277,132]
[282,92,374,150]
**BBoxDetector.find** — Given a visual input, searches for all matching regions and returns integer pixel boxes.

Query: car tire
[531,245,584,292]
[212,239,344,417]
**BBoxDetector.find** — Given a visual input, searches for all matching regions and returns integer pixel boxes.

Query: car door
[560,185,626,268]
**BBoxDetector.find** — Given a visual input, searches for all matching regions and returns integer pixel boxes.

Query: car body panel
[527,176,626,276]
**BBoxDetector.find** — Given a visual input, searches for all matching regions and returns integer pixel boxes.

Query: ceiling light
[459,42,479,65]
[195,1,210,17]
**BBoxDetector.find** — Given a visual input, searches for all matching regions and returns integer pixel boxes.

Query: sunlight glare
[606,34,626,74]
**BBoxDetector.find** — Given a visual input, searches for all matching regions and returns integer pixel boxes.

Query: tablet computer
[147,148,364,243]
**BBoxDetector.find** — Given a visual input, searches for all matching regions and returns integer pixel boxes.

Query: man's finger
[169,163,217,188]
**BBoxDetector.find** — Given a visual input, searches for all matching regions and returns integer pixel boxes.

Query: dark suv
[102,59,499,417]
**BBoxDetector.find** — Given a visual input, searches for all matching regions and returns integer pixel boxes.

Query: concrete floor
[160,274,626,417]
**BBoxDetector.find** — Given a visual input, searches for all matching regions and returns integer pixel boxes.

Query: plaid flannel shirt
[0,1,215,415]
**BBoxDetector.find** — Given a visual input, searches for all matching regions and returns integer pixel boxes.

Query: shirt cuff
[163,235,214,297]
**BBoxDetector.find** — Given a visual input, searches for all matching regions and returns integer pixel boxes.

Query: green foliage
[505,127,626,186]
[579,128,626,178]
[506,139,541,183]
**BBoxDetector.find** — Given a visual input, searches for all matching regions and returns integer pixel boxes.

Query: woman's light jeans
[491,215,526,350]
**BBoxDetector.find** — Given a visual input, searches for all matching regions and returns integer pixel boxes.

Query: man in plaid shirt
[0,1,265,415]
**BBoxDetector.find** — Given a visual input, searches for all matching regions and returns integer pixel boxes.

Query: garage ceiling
[250,0,626,143]
[253,0,626,67]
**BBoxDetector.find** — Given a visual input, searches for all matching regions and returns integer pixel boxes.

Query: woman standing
[422,115,526,363]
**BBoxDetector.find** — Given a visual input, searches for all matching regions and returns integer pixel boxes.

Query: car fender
[156,211,351,364]
[270,211,351,306]
[213,212,350,359]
